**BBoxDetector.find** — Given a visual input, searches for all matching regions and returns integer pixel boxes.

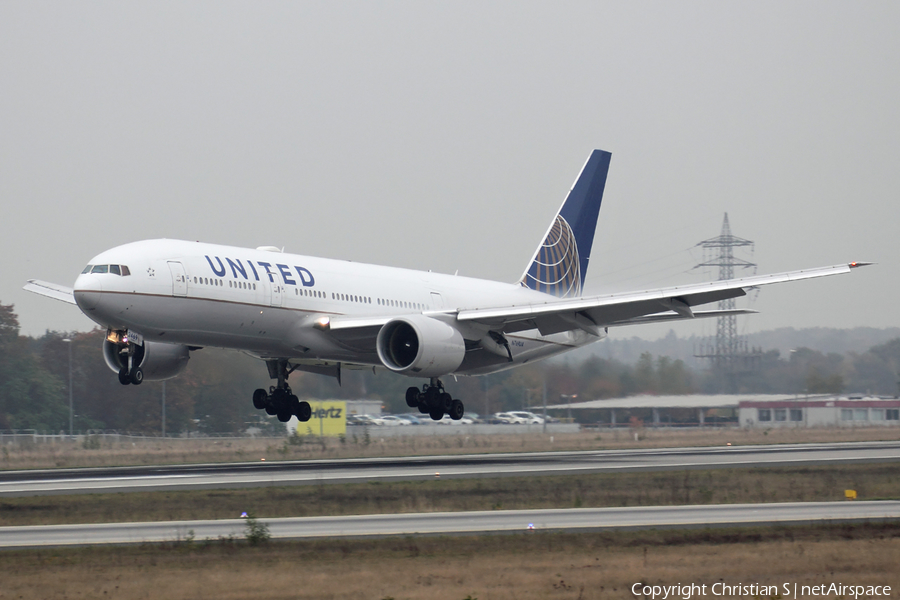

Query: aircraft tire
[252,389,268,410]
[118,368,131,386]
[429,408,443,421]
[439,392,452,411]
[297,401,311,422]
[424,387,440,409]
[130,368,144,385]
[264,402,277,416]
[417,402,429,414]
[405,387,420,408]
[276,408,292,423]
[449,399,464,420]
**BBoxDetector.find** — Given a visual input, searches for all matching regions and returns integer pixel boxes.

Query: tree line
[1,302,898,434]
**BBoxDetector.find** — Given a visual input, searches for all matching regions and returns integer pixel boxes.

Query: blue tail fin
[518,149,611,297]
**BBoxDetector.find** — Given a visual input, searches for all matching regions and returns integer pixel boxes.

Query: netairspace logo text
[631,582,892,599]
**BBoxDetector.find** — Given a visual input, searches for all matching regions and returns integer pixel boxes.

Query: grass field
[1,524,898,599]
[2,463,898,527]
[2,426,899,471]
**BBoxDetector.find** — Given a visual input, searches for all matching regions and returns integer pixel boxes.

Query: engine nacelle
[376,315,466,378]
[103,340,191,381]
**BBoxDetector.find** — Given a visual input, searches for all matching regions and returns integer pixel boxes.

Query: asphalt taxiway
[1,501,898,548]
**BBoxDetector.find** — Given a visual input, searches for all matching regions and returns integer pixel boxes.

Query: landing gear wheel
[118,368,131,386]
[252,389,268,410]
[266,388,285,416]
[129,368,144,385]
[439,392,452,411]
[296,401,311,422]
[424,387,441,409]
[449,399,464,420]
[406,387,421,408]
[417,402,428,414]
[276,408,292,422]
[429,408,444,421]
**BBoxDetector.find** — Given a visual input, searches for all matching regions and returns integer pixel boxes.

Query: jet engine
[103,339,191,381]
[376,315,466,378]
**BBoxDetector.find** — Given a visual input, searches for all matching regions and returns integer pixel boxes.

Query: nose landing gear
[252,360,311,423]
[406,378,465,421]
[109,329,144,386]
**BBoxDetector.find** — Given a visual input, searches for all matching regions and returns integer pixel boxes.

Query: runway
[2,440,899,497]
[1,501,898,548]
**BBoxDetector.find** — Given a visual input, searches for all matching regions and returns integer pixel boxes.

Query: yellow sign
[845,489,857,500]
[296,401,346,437]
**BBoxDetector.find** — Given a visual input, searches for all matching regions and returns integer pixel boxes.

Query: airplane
[24,149,869,424]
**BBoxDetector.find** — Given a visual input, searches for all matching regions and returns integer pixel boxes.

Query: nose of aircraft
[73,274,101,313]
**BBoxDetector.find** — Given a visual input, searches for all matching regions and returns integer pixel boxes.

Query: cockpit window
[86,264,131,276]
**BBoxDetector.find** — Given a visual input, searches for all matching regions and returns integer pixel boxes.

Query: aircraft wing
[457,262,870,336]
[23,280,77,305]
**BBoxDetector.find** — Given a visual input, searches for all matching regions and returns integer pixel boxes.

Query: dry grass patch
[1,524,899,599]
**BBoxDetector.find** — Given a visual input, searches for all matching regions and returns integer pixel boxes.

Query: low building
[738,395,900,428]
[541,393,900,428]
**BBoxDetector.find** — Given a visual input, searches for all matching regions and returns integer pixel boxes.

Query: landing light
[313,316,331,330]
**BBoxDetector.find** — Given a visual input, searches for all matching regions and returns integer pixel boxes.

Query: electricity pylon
[693,213,762,389]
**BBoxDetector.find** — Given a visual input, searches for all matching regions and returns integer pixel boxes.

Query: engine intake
[376,315,466,378]
[103,340,191,381]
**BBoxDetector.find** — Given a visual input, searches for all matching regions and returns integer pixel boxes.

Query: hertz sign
[295,401,346,437]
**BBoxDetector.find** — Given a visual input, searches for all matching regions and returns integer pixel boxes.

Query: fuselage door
[168,262,188,297]
[271,282,283,307]
[430,292,444,309]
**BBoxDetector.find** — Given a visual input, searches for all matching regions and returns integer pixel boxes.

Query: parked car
[349,414,380,426]
[396,414,422,425]
[508,411,545,425]
[372,415,411,426]
[493,412,527,424]
[435,414,475,425]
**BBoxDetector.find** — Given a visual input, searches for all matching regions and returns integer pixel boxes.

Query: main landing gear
[252,359,312,423]
[406,378,465,422]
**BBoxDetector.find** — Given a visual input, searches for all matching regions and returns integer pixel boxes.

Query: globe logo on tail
[522,215,581,298]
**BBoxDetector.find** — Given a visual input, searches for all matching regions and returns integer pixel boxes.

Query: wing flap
[608,308,758,327]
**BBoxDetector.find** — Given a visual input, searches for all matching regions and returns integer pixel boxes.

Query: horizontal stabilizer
[23,280,76,305]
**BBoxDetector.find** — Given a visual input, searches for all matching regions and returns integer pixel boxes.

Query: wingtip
[848,261,874,268]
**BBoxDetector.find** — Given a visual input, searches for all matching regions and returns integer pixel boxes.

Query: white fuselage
[74,239,600,376]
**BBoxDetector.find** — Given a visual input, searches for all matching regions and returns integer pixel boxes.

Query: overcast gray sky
[1,2,896,340]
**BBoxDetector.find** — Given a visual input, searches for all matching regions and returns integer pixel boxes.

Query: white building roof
[541,394,792,410]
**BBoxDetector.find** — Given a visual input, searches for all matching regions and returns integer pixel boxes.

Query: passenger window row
[295,288,325,298]
[377,297,425,310]
[332,293,372,304]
